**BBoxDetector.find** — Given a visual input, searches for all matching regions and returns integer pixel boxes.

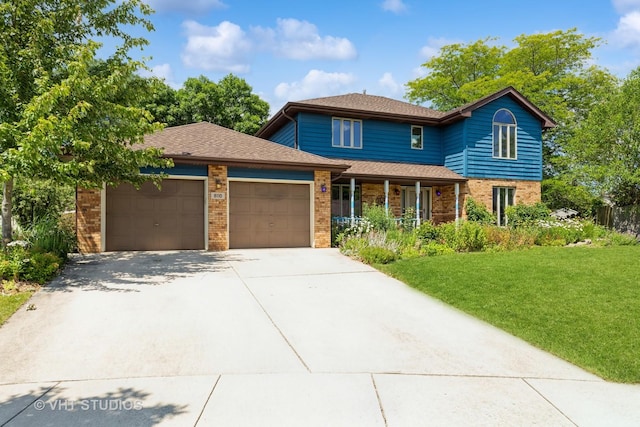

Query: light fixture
[320,183,327,193]
[436,189,442,196]
[394,188,400,196]
[215,178,222,189]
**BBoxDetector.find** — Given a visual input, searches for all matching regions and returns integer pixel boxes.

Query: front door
[402,187,431,221]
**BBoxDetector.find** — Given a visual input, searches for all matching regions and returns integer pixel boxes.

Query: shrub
[455,221,487,252]
[359,246,397,264]
[401,207,416,231]
[605,231,638,246]
[25,216,76,259]
[505,203,550,228]
[465,197,495,224]
[436,222,458,249]
[416,221,439,242]
[362,203,395,231]
[421,241,455,256]
[22,252,62,284]
[484,225,536,250]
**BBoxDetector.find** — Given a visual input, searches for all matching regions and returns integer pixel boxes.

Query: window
[332,118,362,148]
[411,126,423,149]
[331,184,361,217]
[492,109,517,159]
[493,187,515,226]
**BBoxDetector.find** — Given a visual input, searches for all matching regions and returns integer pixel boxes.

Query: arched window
[492,109,517,159]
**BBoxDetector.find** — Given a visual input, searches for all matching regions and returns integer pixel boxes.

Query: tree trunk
[2,178,13,246]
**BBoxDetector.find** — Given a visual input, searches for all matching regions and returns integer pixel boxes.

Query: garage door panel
[106,179,205,251]
[229,181,311,249]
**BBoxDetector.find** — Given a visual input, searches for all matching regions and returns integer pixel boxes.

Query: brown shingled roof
[256,87,556,139]
[142,122,349,171]
[338,159,466,183]
[297,93,446,119]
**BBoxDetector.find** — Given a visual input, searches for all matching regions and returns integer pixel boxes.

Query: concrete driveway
[0,248,638,426]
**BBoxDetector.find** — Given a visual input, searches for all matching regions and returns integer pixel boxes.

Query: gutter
[282,108,299,150]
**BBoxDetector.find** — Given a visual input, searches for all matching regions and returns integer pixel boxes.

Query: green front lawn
[0,292,33,326]
[379,246,640,383]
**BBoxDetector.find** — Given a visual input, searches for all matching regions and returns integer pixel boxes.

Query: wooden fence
[596,205,640,238]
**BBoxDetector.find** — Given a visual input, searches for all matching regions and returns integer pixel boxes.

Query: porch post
[415,181,421,228]
[350,178,356,226]
[455,182,460,227]
[384,180,389,214]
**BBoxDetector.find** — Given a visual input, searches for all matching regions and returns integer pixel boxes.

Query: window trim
[410,125,423,150]
[492,109,517,160]
[493,186,515,226]
[332,117,363,149]
[331,184,362,217]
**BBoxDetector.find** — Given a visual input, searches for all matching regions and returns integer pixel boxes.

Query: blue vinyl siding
[141,164,207,176]
[297,112,442,164]
[269,120,296,148]
[464,98,542,181]
[443,121,466,175]
[228,168,313,181]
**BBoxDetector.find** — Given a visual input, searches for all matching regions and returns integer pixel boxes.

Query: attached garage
[76,122,349,253]
[229,181,311,249]
[105,179,205,251]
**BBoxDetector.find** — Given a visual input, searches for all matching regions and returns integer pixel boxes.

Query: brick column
[208,165,228,251]
[314,170,331,248]
[76,188,102,253]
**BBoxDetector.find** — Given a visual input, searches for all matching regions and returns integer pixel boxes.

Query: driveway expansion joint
[522,378,579,427]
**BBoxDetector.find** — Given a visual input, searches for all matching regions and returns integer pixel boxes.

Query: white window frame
[493,186,515,226]
[332,117,363,149]
[492,109,517,160]
[411,125,423,150]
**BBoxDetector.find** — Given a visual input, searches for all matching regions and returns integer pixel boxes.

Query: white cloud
[139,63,180,88]
[612,0,640,13]
[613,10,640,47]
[274,69,357,101]
[381,0,407,13]
[378,72,402,96]
[419,36,458,59]
[411,66,427,79]
[181,20,252,73]
[252,18,357,60]
[146,0,226,14]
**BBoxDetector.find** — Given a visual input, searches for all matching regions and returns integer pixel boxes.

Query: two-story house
[75,87,553,252]
[256,87,555,228]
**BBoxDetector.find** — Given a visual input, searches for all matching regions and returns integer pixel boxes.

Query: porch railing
[331,216,418,229]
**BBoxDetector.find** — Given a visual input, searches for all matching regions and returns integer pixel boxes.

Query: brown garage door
[229,181,311,249]
[106,179,205,251]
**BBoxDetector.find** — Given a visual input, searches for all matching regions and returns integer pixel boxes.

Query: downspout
[282,109,299,150]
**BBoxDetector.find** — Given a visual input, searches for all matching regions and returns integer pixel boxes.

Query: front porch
[329,159,468,227]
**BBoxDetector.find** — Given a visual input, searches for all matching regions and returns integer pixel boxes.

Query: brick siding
[208,165,228,251]
[314,170,331,248]
[76,188,102,253]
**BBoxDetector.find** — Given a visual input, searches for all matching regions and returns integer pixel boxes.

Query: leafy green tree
[567,67,640,206]
[406,29,617,177]
[0,1,171,245]
[173,74,270,134]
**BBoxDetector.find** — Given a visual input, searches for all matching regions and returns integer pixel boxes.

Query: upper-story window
[332,118,362,149]
[411,126,423,150]
[492,109,517,159]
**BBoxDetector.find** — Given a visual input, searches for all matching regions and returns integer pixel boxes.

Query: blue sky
[131,0,640,113]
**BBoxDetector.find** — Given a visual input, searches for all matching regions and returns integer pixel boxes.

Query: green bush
[455,221,487,252]
[604,231,638,246]
[362,203,395,231]
[416,221,439,242]
[465,197,495,224]
[421,241,455,256]
[22,252,62,284]
[359,246,397,264]
[25,216,76,259]
[436,222,458,249]
[401,207,416,231]
[505,203,550,228]
[484,225,536,250]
